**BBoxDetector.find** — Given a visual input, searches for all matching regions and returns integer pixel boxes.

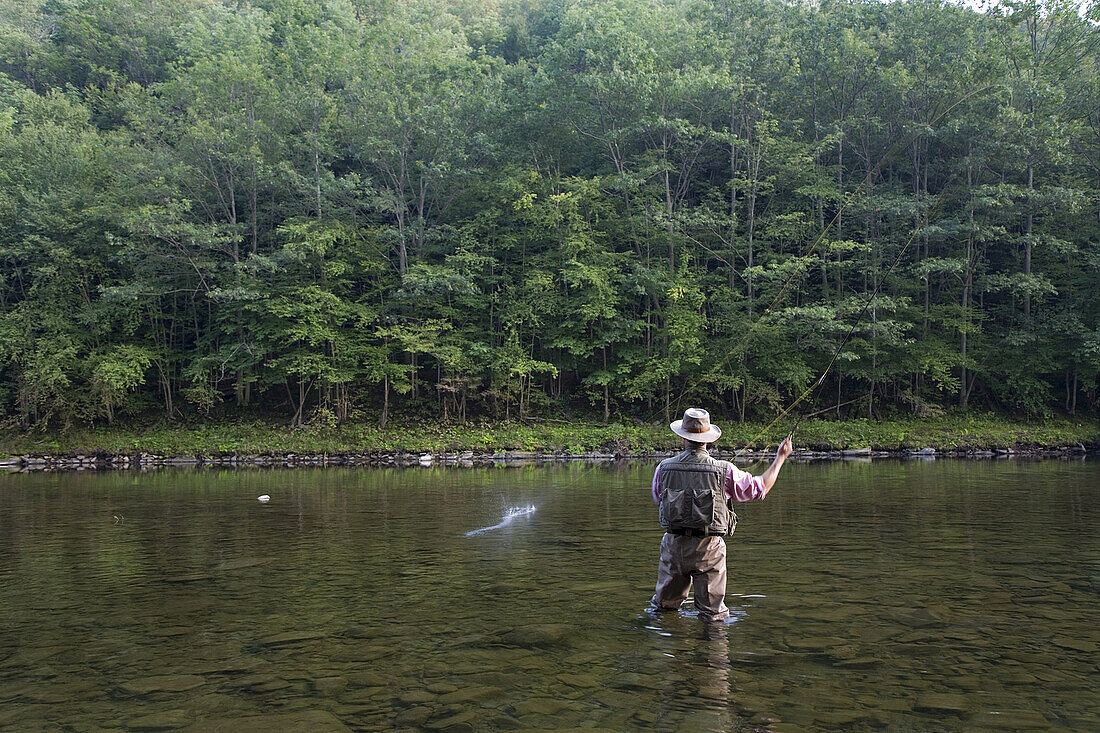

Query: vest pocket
[660,488,681,527]
[664,487,713,529]
[711,493,726,527]
[692,488,714,528]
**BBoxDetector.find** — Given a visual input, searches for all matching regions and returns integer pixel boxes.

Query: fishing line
[466,504,537,536]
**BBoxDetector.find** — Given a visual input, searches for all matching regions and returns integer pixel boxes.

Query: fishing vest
[657,448,737,535]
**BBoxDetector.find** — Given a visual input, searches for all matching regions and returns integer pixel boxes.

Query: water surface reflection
[0,459,1097,731]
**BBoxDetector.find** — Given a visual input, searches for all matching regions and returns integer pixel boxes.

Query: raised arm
[759,436,793,496]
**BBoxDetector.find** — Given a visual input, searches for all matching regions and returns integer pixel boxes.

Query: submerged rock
[394,706,433,726]
[784,636,848,652]
[180,710,351,732]
[499,624,574,649]
[186,658,263,675]
[436,685,502,704]
[213,558,272,572]
[425,682,458,694]
[425,709,478,732]
[162,573,215,584]
[127,709,192,730]
[1050,636,1096,653]
[914,693,970,714]
[832,656,881,669]
[148,626,193,638]
[258,630,326,646]
[557,672,600,689]
[397,689,435,704]
[512,697,571,716]
[346,671,390,687]
[121,675,206,695]
[969,710,1050,729]
[312,676,347,695]
[813,710,870,726]
[248,677,290,693]
[611,672,661,691]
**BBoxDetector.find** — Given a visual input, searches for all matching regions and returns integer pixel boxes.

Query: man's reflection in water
[697,619,732,705]
[647,609,738,731]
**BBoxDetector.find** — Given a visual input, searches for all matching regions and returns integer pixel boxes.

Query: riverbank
[0,415,1096,471]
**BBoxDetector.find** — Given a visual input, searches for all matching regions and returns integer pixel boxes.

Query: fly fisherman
[651,408,793,621]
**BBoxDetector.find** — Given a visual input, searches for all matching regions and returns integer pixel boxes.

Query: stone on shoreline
[4,437,1096,473]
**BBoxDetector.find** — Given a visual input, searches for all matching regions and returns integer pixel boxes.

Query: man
[650,407,793,621]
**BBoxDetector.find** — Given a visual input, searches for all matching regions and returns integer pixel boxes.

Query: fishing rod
[727,164,970,461]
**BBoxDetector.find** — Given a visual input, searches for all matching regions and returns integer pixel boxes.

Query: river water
[0,458,1097,732]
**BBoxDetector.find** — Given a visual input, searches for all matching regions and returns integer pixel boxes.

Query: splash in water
[466,505,537,536]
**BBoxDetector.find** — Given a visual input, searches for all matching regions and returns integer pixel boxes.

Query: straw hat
[670,408,722,443]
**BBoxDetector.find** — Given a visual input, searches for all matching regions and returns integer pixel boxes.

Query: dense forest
[1,0,1099,430]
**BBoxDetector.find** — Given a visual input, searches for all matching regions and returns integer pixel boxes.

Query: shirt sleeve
[726,463,767,502]
[652,465,661,505]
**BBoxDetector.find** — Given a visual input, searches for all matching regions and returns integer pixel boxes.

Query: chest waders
[657,449,737,535]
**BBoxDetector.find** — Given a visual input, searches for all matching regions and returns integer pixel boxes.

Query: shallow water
[0,459,1097,732]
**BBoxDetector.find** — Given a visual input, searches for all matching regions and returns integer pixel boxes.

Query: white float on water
[257,495,270,503]
[466,505,537,536]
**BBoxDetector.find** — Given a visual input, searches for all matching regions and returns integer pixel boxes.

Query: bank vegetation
[1,0,1099,434]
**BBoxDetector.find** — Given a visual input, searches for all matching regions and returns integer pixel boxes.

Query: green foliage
[0,0,1098,432]
[90,345,154,424]
[0,414,1094,456]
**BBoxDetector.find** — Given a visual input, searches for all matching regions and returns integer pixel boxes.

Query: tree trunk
[603,347,610,423]
[664,374,671,424]
[313,110,323,219]
[729,108,738,290]
[1070,368,1077,415]
[960,161,974,410]
[664,163,675,270]
[396,209,409,273]
[293,377,307,427]
[381,373,389,428]
[739,381,746,424]
[836,134,844,296]
[1024,157,1033,319]
[746,124,760,314]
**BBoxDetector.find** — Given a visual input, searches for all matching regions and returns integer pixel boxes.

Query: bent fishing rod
[732,164,969,461]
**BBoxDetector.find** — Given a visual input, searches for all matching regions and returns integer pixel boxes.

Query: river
[0,458,1097,731]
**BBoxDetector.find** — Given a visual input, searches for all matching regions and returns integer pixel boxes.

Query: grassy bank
[0,415,1096,458]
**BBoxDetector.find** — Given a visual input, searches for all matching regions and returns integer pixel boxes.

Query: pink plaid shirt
[651,461,767,505]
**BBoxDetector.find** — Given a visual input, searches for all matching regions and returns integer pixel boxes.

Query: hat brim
[670,420,722,443]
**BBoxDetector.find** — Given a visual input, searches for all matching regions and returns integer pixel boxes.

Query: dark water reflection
[0,459,1097,731]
